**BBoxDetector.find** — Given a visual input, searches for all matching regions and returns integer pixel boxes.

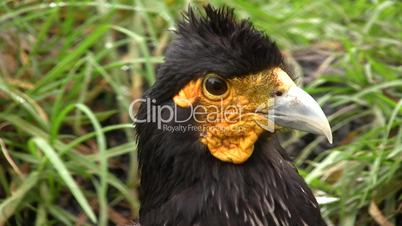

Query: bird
[134,5,332,226]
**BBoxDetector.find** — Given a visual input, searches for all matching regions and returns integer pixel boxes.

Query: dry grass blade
[369,201,393,226]
[0,138,24,179]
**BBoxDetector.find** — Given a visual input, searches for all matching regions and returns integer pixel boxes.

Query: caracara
[134,5,332,226]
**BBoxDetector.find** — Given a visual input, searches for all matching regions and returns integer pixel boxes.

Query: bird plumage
[135,5,326,226]
[146,5,282,103]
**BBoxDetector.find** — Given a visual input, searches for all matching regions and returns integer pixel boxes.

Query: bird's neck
[137,129,324,226]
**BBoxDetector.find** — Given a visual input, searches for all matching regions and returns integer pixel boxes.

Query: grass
[0,0,401,225]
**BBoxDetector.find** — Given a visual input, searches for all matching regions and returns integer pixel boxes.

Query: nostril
[275,91,283,96]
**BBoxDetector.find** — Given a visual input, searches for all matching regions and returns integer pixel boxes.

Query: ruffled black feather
[149,4,283,103]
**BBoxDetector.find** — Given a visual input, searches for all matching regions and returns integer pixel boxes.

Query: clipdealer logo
[128,97,275,133]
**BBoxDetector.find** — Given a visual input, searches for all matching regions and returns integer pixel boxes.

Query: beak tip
[323,123,333,144]
[326,133,333,144]
[324,124,333,144]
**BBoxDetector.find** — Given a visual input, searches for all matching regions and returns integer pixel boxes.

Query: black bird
[135,5,332,226]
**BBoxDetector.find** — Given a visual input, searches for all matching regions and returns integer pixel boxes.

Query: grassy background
[0,0,401,225]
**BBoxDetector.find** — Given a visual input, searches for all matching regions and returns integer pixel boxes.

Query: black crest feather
[149,4,283,102]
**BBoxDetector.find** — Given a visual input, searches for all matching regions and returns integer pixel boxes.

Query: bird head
[138,5,332,164]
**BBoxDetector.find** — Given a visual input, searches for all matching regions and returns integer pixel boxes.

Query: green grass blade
[33,24,109,91]
[0,172,39,225]
[30,137,97,223]
[75,103,108,226]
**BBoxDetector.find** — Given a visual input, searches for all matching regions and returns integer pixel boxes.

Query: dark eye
[203,74,229,99]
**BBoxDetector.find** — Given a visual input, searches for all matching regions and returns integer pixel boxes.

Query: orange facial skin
[173,69,287,164]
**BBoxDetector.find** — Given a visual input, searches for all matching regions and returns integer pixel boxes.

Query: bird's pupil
[205,77,228,96]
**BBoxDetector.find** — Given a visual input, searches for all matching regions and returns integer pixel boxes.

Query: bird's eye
[202,74,229,100]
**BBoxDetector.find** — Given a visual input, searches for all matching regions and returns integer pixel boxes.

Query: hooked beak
[270,68,333,144]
